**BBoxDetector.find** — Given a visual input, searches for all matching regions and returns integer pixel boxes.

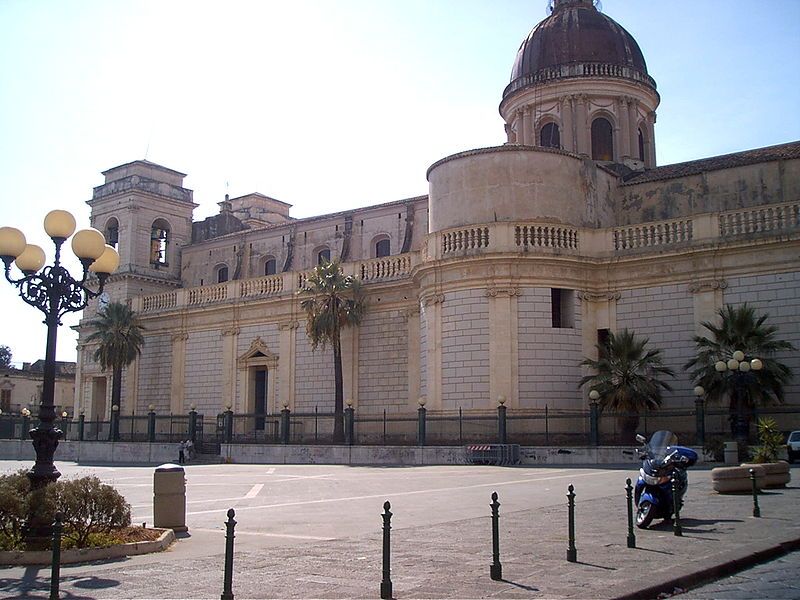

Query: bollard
[490,491,502,580]
[566,484,577,563]
[749,468,761,518]
[417,405,426,447]
[497,404,507,445]
[380,501,393,600]
[625,478,636,549]
[280,407,290,445]
[221,508,236,600]
[671,479,682,536]
[147,409,156,442]
[49,513,62,600]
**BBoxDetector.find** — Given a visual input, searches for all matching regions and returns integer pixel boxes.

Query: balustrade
[719,202,800,237]
[613,219,692,250]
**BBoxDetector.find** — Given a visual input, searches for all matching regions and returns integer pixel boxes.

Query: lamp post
[0,213,117,486]
[712,350,763,444]
[0,210,118,542]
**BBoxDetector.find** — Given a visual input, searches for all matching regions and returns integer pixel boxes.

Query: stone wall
[441,289,490,409]
[294,330,334,412]
[616,284,696,405]
[518,287,583,409]
[724,271,800,402]
[136,333,172,412]
[184,330,224,413]
[358,310,408,413]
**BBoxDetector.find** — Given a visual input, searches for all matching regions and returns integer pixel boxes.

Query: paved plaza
[0,460,798,599]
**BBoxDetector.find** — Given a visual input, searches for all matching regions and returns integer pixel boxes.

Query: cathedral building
[75,0,800,437]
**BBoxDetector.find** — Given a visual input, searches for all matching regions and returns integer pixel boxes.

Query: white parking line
[133,469,614,520]
[244,484,263,499]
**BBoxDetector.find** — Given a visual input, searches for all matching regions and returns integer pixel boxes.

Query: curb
[612,536,800,600]
[0,528,175,566]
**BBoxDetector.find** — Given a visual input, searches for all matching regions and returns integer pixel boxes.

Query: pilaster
[689,280,727,336]
[422,293,444,410]
[404,307,421,409]
[486,287,519,408]
[169,332,188,414]
[340,324,359,407]
[278,321,299,410]
[220,326,239,411]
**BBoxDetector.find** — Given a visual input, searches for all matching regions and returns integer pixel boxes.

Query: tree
[299,260,365,443]
[579,329,675,440]
[84,302,145,422]
[685,304,794,443]
[0,346,11,369]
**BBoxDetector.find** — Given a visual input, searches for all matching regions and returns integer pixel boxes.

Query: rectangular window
[597,328,610,349]
[551,288,575,328]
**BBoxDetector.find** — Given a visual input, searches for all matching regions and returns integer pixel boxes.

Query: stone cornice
[485,287,521,298]
[577,291,621,302]
[421,293,445,306]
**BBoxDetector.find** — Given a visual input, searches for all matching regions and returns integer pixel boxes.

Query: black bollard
[49,513,63,600]
[221,508,236,600]
[490,491,502,580]
[625,478,636,549]
[671,479,682,537]
[381,501,393,600]
[566,484,577,563]
[749,468,761,518]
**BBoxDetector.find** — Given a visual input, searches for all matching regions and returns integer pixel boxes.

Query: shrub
[751,417,784,463]
[0,470,31,550]
[53,476,131,548]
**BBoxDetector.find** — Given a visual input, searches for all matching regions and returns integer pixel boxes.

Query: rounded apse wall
[426,146,617,233]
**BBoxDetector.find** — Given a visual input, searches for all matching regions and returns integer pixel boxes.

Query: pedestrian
[178,440,185,464]
[186,439,194,461]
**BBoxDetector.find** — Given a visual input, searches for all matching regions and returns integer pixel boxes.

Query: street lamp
[0,211,118,491]
[712,349,763,443]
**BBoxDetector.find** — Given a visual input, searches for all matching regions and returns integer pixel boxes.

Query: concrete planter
[0,528,175,566]
[740,461,791,488]
[711,465,766,494]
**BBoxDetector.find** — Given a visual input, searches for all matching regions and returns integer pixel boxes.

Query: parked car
[788,431,800,463]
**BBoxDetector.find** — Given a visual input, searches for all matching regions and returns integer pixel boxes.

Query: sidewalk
[1,468,799,599]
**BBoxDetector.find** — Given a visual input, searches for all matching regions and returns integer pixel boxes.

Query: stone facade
[74,3,800,434]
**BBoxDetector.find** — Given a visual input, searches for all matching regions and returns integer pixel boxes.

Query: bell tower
[86,160,197,303]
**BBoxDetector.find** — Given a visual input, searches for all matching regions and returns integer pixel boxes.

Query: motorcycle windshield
[648,430,679,460]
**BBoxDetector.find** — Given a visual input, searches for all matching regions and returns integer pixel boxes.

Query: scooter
[632,430,698,529]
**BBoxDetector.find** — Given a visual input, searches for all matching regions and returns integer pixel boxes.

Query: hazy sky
[0,0,798,365]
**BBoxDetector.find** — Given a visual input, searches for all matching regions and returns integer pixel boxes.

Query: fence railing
[4,404,799,449]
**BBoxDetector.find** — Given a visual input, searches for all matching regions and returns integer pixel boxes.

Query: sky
[0,0,798,365]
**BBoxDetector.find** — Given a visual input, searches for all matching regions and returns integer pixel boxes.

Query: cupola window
[216,265,229,283]
[375,238,390,258]
[316,247,331,265]
[638,128,646,162]
[264,257,277,276]
[539,123,561,149]
[591,117,614,161]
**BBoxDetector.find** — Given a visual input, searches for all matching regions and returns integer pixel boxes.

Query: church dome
[503,0,655,100]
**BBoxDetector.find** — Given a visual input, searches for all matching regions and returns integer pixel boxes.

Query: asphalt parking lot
[1,460,798,599]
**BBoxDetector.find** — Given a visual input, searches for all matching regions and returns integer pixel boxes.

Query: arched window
[638,128,646,162]
[591,117,614,161]
[105,218,119,248]
[539,122,560,149]
[216,265,229,283]
[375,238,390,258]
[316,247,331,265]
[150,219,171,266]
[264,257,277,276]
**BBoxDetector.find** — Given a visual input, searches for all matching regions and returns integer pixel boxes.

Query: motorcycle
[632,430,698,529]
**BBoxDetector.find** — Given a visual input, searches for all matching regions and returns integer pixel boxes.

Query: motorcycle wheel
[636,501,654,529]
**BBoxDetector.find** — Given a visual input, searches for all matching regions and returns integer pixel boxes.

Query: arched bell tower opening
[499,0,660,170]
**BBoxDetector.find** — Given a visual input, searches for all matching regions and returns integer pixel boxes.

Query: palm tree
[85,302,145,432]
[685,304,794,443]
[299,260,365,443]
[579,329,675,441]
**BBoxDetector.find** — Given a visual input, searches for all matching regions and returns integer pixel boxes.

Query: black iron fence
[2,403,800,449]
